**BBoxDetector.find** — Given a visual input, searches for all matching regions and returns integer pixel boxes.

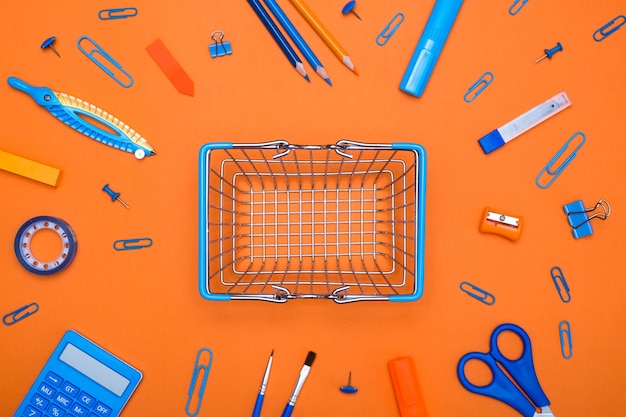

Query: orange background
[1,1,625,416]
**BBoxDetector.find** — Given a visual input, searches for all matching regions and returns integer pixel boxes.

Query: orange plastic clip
[479,207,523,241]
[388,356,429,417]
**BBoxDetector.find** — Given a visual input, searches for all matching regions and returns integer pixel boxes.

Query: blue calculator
[14,330,142,417]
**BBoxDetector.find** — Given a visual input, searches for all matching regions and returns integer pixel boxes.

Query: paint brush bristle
[304,351,316,367]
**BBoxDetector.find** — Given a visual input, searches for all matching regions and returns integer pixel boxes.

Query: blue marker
[400,0,464,97]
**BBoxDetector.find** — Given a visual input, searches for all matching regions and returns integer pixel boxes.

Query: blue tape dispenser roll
[14,216,77,275]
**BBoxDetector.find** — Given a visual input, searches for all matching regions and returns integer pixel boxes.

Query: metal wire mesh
[200,141,425,302]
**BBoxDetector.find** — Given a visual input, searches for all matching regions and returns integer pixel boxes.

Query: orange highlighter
[388,356,429,417]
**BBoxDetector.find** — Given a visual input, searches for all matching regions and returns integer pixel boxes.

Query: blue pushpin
[342,0,361,20]
[41,36,61,57]
[535,42,563,63]
[340,372,358,394]
[102,184,130,208]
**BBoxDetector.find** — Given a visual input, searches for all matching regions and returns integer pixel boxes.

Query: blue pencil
[263,0,332,85]
[247,0,310,82]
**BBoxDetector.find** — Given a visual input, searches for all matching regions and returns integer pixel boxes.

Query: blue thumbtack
[535,42,563,63]
[102,184,130,209]
[41,36,61,57]
[340,372,358,394]
[342,1,361,20]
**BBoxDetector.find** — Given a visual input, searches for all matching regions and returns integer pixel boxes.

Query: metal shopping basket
[198,140,427,303]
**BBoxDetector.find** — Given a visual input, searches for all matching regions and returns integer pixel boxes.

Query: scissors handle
[457,352,538,417]
[490,324,550,408]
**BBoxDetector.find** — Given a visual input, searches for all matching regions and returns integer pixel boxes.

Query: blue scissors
[457,323,555,417]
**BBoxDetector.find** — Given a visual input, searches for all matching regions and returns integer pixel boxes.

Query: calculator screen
[59,342,131,396]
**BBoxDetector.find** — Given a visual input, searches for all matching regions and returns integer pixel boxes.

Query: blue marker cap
[400,0,464,97]
[478,129,505,154]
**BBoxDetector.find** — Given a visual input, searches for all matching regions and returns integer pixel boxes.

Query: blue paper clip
[463,72,494,103]
[509,0,528,16]
[593,15,626,42]
[77,36,134,88]
[460,281,495,305]
[563,198,611,239]
[550,266,571,303]
[376,13,404,46]
[209,31,232,58]
[536,131,586,189]
[3,303,39,326]
[98,8,138,20]
[113,238,153,251]
[559,320,572,359]
[186,348,213,417]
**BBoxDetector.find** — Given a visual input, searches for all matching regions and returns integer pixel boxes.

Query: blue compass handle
[8,77,60,106]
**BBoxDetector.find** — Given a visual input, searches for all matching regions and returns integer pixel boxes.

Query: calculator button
[46,404,66,417]
[44,372,63,388]
[93,402,112,415]
[22,404,42,417]
[53,392,72,409]
[30,394,50,410]
[69,402,88,416]
[61,382,79,398]
[78,392,95,408]
[38,382,56,398]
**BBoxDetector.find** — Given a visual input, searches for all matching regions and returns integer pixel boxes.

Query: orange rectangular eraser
[0,149,60,186]
[388,356,429,417]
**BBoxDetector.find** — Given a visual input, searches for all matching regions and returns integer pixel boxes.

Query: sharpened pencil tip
[305,75,311,82]
[352,67,359,76]
[305,351,316,367]
[324,78,333,86]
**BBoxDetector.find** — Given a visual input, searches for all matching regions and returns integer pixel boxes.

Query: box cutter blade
[7,77,155,159]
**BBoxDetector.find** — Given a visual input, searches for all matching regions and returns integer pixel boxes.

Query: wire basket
[198,140,427,303]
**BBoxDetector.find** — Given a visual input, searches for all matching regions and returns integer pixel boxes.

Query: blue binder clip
[563,198,611,239]
[209,31,232,58]
[536,131,586,189]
